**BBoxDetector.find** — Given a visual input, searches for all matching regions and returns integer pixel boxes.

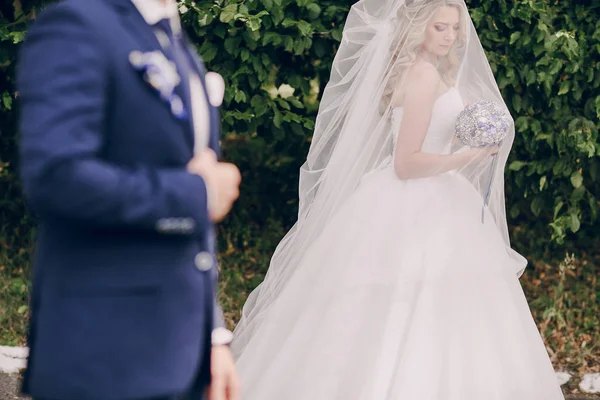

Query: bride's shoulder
[392,61,442,107]
[405,61,442,91]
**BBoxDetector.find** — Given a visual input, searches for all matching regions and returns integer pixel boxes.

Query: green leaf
[283,36,294,52]
[553,201,564,220]
[13,0,23,17]
[510,204,520,219]
[526,70,537,85]
[514,116,528,132]
[261,53,271,67]
[251,95,269,117]
[273,109,283,128]
[509,161,527,171]
[224,37,242,55]
[571,185,586,202]
[570,212,581,233]
[234,91,247,103]
[297,20,313,36]
[271,7,284,25]
[288,97,304,108]
[276,97,291,110]
[570,171,583,188]
[244,29,261,44]
[539,176,547,191]
[10,31,25,44]
[531,196,543,217]
[247,18,261,32]
[2,92,12,111]
[589,195,599,219]
[306,3,322,19]
[262,32,281,46]
[558,80,570,95]
[199,41,218,62]
[512,94,522,113]
[220,4,238,23]
[510,32,521,45]
[331,27,343,42]
[282,18,296,28]
[240,49,250,62]
[291,122,305,136]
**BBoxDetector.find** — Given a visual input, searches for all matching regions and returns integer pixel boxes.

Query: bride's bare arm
[393,63,496,180]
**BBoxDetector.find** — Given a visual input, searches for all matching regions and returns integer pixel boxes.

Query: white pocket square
[205,72,225,107]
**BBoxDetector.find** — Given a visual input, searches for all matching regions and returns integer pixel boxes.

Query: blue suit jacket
[17,0,224,398]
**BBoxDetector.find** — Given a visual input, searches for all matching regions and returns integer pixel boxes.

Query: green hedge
[0,0,598,325]
[179,0,599,246]
[469,1,599,246]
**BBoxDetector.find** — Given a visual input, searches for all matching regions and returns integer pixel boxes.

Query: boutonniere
[129,50,187,119]
[205,72,225,107]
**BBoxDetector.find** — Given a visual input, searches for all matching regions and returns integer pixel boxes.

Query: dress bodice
[391,88,464,156]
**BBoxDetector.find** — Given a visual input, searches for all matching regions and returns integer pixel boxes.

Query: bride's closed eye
[435,24,460,32]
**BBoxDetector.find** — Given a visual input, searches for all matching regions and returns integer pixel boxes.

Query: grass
[216,215,287,330]
[1,217,598,396]
[521,252,600,395]
[0,266,29,346]
[0,220,32,347]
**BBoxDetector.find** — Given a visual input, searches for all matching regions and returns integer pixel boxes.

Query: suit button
[156,218,171,232]
[180,218,195,233]
[195,252,213,272]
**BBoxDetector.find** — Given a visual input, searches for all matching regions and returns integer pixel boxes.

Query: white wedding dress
[235,88,565,400]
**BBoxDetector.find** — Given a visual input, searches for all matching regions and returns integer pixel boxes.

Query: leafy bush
[177,0,600,246]
[468,1,599,246]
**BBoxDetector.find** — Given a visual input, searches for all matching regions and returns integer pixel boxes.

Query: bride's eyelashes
[434,24,460,32]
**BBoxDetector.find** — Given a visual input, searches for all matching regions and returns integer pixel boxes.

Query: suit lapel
[106,0,195,148]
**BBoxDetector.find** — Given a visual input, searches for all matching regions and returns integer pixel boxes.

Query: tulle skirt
[234,167,564,400]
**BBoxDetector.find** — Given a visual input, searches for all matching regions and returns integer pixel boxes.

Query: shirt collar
[130,0,181,34]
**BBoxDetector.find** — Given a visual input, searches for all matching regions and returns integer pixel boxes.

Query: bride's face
[422,6,461,58]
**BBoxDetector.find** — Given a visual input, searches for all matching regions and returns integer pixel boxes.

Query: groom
[16,0,241,399]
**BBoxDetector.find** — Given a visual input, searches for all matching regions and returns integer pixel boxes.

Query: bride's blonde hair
[381,0,467,110]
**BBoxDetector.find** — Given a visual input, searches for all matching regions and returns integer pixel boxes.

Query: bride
[232,0,565,398]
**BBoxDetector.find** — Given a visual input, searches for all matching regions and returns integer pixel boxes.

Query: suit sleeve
[17,4,210,235]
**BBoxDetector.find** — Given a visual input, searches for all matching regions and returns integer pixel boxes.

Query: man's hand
[187,149,241,222]
[207,345,241,400]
